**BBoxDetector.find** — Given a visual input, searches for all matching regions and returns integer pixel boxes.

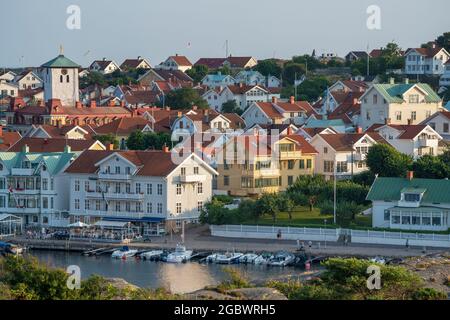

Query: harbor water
[30,250,317,294]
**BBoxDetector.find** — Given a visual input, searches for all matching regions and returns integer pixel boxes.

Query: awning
[0,214,21,222]
[94,220,129,228]
[102,217,165,223]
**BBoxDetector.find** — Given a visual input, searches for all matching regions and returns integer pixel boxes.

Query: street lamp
[324,219,327,249]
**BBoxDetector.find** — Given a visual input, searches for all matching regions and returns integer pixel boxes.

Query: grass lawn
[241,206,373,229]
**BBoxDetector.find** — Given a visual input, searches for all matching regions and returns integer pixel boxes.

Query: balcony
[417,138,433,148]
[255,168,280,177]
[12,189,41,195]
[179,175,206,183]
[98,173,131,181]
[11,168,35,176]
[279,150,302,159]
[85,191,144,201]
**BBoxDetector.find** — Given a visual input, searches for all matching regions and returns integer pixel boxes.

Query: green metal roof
[0,151,75,175]
[41,55,80,68]
[367,177,450,204]
[373,83,441,104]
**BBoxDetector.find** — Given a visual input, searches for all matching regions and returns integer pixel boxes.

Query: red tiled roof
[254,102,284,119]
[94,117,153,136]
[169,55,192,67]
[65,150,178,176]
[124,90,159,106]
[222,113,246,129]
[377,124,428,140]
[8,137,102,152]
[226,56,255,68]
[283,135,318,154]
[120,58,149,69]
[407,47,444,58]
[194,58,227,69]
[319,133,385,151]
[90,60,116,70]
[0,131,22,151]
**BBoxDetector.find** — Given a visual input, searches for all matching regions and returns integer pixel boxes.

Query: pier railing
[210,225,450,248]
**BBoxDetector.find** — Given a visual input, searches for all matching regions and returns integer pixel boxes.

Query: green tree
[277,194,295,220]
[143,132,172,150]
[256,193,280,222]
[412,155,450,179]
[94,134,119,149]
[282,62,306,85]
[126,131,146,150]
[253,59,282,77]
[79,71,106,89]
[186,64,209,83]
[165,88,208,109]
[366,144,413,177]
[221,100,241,115]
[291,55,324,71]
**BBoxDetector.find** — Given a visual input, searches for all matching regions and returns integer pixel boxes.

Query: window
[373,94,378,104]
[136,202,142,212]
[336,161,348,173]
[176,203,182,214]
[115,202,121,212]
[157,184,163,195]
[126,183,131,193]
[181,167,186,176]
[287,176,294,186]
[197,201,203,212]
[197,182,203,194]
[395,111,402,121]
[85,200,90,210]
[136,183,141,194]
[306,159,312,169]
[43,197,48,209]
[115,166,120,174]
[95,200,101,211]
[125,167,131,174]
[224,175,229,186]
[384,210,390,221]
[444,123,449,133]
[126,202,131,211]
[411,111,416,121]
[74,199,80,210]
[404,193,420,202]
[323,147,328,154]
[74,180,80,191]
[147,183,152,194]
[147,202,152,213]
[409,94,419,103]
[42,178,48,190]
[176,184,182,195]
[157,203,163,214]
[115,183,121,193]
[0,196,5,208]
[66,75,70,83]
[299,159,305,169]
[287,160,294,170]
[194,167,199,174]
[324,161,334,173]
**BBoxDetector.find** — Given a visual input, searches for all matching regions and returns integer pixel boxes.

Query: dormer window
[404,193,420,202]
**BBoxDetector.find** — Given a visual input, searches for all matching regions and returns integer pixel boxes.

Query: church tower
[41,47,80,106]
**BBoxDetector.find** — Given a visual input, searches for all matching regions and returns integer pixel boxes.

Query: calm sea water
[30,250,314,294]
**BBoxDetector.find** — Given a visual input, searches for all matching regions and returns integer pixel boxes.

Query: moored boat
[140,250,164,260]
[238,253,259,264]
[0,242,23,255]
[166,244,193,263]
[253,253,273,265]
[267,251,296,267]
[111,246,137,259]
[215,251,243,264]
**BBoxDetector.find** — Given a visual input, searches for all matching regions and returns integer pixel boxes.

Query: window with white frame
[157,184,163,195]
[197,182,203,194]
[176,184,182,195]
[176,202,182,214]
[74,199,80,210]
[157,203,163,214]
[198,201,203,212]
[147,202,152,213]
[147,183,152,194]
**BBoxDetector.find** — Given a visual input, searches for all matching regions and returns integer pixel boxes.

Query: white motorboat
[140,250,164,260]
[0,242,24,255]
[370,256,386,264]
[166,244,193,263]
[253,253,273,265]
[267,251,296,267]
[238,253,259,264]
[215,251,243,264]
[111,246,138,259]
[205,253,219,263]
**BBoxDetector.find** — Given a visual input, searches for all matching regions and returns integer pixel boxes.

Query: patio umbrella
[67,221,90,228]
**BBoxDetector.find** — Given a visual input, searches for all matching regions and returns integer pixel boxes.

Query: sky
[1,0,449,68]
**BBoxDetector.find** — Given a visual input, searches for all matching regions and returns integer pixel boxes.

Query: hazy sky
[1,0,449,68]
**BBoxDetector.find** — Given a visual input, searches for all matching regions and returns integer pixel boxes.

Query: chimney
[239,82,243,88]
[404,78,409,84]
[162,144,169,153]
[137,55,141,60]
[165,106,171,111]
[289,96,295,104]
[22,144,29,153]
[407,118,413,125]
[10,97,25,111]
[287,126,292,135]
[89,100,97,108]
[356,126,363,133]
[109,99,115,107]
[389,77,395,84]
[177,111,182,118]
[353,98,358,105]
[203,109,209,122]
[64,145,71,153]
[271,96,277,103]
[120,100,125,107]
[0,126,3,137]
[406,171,414,181]
[385,118,391,125]
[192,105,198,111]
[75,101,82,109]
[106,142,114,151]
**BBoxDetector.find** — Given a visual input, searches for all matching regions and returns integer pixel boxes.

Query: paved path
[10,226,448,258]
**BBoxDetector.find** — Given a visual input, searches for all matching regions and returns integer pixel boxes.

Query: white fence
[210,225,340,242]
[210,225,450,248]
[350,229,450,248]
